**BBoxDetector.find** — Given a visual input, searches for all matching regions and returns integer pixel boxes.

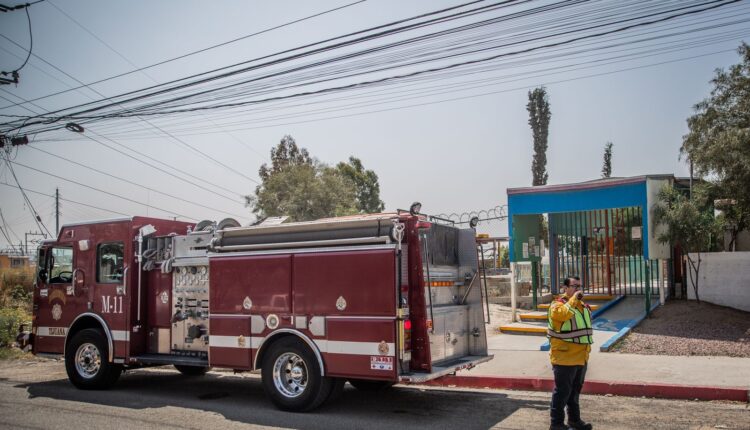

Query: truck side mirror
[37,268,48,285]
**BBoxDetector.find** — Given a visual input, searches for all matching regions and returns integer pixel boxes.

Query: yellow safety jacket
[547,295,593,366]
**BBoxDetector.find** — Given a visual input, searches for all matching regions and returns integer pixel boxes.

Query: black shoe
[567,420,592,430]
[549,424,569,430]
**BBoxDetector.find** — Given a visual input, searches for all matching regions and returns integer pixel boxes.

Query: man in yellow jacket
[547,276,593,430]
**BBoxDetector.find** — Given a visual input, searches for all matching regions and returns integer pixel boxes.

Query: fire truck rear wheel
[174,365,210,376]
[261,337,333,412]
[65,328,122,390]
[348,379,395,391]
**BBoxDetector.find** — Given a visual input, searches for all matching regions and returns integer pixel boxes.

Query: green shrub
[0,306,31,347]
[0,268,34,310]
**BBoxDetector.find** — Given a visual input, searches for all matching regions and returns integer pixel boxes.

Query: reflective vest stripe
[547,302,593,344]
[546,328,594,339]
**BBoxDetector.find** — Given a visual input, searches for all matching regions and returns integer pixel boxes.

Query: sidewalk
[424,348,750,402]
[424,299,750,402]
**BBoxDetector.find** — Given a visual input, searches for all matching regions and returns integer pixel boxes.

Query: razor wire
[435,204,507,225]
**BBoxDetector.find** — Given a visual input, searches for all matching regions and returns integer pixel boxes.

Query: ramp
[540,296,658,351]
[494,295,655,351]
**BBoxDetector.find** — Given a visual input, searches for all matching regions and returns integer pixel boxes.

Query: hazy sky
[1,0,748,251]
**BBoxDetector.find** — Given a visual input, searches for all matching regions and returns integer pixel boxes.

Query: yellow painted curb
[555,294,613,301]
[519,314,547,320]
[538,303,600,310]
[498,326,547,334]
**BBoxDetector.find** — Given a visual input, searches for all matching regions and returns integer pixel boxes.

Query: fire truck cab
[32,209,491,411]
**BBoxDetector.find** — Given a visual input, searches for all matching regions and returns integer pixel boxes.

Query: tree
[527,87,551,186]
[601,141,613,178]
[527,87,551,242]
[336,157,385,213]
[248,163,359,222]
[682,43,750,250]
[249,135,380,221]
[652,185,723,303]
[258,135,312,181]
[498,246,510,268]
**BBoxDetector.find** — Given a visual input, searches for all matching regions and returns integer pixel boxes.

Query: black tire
[348,379,395,391]
[261,337,332,412]
[65,328,122,390]
[174,365,210,376]
[325,378,346,405]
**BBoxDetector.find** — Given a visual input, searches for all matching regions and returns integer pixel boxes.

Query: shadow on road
[17,368,549,429]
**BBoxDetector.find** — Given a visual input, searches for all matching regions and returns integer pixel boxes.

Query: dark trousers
[550,363,587,425]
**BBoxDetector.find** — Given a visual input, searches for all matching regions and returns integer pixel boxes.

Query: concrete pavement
[434,298,750,402]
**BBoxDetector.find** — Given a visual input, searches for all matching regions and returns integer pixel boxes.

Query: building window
[10,258,24,268]
[97,242,124,283]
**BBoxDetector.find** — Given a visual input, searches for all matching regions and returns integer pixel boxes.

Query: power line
[1,150,52,235]
[82,130,247,202]
[106,0,739,119]
[25,144,248,219]
[45,0,274,162]
[0,207,22,245]
[79,39,745,139]
[95,19,744,138]
[0,0,507,124]
[3,0,740,136]
[6,159,199,220]
[0,33,262,186]
[3,0,369,107]
[0,180,130,217]
[2,84,252,202]
[0,0,45,12]
[0,7,32,75]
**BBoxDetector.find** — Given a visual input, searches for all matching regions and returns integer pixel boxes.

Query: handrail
[122,266,129,295]
[211,236,390,252]
[422,233,435,333]
[478,244,491,324]
[70,268,81,295]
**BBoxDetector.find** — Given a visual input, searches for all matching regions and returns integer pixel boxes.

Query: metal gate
[550,207,665,296]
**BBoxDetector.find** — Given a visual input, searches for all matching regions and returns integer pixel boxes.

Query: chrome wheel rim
[75,343,101,379]
[272,352,308,398]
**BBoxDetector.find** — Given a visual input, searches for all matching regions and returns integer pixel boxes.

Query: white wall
[723,230,750,252]
[686,252,750,312]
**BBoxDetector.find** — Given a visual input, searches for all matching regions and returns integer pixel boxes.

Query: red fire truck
[31,207,491,411]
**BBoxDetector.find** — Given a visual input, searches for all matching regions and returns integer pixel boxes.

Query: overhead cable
[6,159,199,221]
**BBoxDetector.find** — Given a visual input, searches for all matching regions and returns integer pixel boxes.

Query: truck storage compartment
[428,305,469,364]
[422,224,489,368]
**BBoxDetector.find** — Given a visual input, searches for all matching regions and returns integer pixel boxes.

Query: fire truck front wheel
[261,337,333,412]
[65,328,122,390]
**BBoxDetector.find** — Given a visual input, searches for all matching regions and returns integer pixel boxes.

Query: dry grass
[612,300,750,358]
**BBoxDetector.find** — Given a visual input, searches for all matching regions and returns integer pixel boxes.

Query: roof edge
[507,175,674,196]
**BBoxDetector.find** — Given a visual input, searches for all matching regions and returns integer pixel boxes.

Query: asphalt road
[0,359,747,430]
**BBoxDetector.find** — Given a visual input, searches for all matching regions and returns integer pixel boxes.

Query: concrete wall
[686,252,750,312]
[723,230,750,252]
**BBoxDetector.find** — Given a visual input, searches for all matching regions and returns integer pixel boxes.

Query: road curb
[420,375,749,402]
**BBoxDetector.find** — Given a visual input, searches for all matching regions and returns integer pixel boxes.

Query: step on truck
[31,206,492,411]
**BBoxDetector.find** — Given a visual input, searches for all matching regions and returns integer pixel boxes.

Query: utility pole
[55,187,60,234]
